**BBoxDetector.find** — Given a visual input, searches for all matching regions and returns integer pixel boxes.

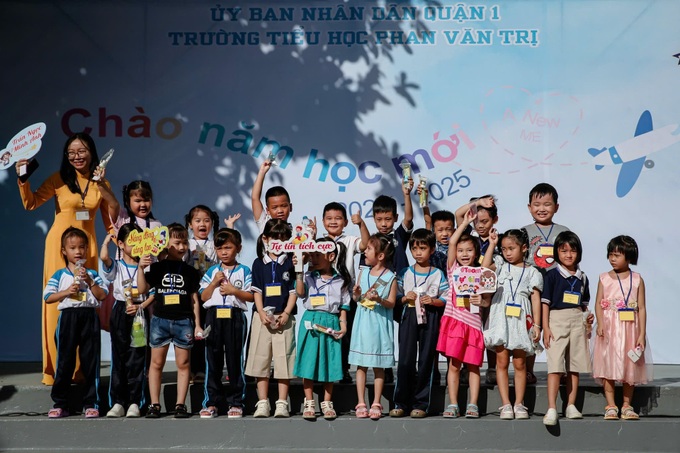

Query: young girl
[245,219,297,418]
[348,233,398,420]
[593,235,652,420]
[185,205,220,382]
[101,223,153,418]
[484,228,542,420]
[44,227,108,418]
[113,180,161,232]
[198,228,254,419]
[436,211,491,419]
[541,231,592,425]
[294,238,351,420]
[185,205,220,274]
[392,229,448,419]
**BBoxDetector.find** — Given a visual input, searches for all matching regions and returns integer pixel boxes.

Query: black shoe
[384,368,394,384]
[174,404,190,419]
[340,370,353,384]
[145,404,161,419]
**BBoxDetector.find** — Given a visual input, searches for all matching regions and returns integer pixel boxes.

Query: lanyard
[123,262,138,287]
[270,260,278,283]
[221,264,236,306]
[367,268,387,291]
[616,272,633,307]
[480,239,489,256]
[77,178,91,208]
[312,272,335,294]
[567,275,579,293]
[412,266,432,290]
[170,262,183,292]
[535,223,554,243]
[196,239,209,250]
[507,263,526,303]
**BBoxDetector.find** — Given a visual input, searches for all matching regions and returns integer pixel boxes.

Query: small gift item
[92,148,114,181]
[418,175,428,208]
[399,161,411,188]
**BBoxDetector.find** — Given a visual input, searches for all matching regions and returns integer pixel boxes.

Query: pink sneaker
[84,408,100,418]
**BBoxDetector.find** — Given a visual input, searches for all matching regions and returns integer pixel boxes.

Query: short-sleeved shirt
[144,259,200,320]
[300,271,350,314]
[43,267,108,310]
[186,238,218,276]
[112,207,162,234]
[541,264,590,310]
[523,222,570,271]
[332,233,362,283]
[397,265,449,310]
[251,254,297,315]
[102,259,147,303]
[200,263,252,310]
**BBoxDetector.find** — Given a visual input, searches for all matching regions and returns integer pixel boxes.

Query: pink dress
[592,272,653,385]
[436,263,484,366]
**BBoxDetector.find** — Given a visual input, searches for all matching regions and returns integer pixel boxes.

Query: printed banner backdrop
[1,1,679,364]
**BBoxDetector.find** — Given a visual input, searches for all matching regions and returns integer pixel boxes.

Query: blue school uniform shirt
[251,254,297,315]
[199,263,252,311]
[397,266,449,310]
[102,259,148,303]
[541,264,590,311]
[43,267,108,310]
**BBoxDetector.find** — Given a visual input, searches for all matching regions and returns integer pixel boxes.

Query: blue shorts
[149,316,194,349]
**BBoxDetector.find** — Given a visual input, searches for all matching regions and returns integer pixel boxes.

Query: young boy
[541,231,591,425]
[251,160,293,233]
[361,181,414,382]
[322,202,370,383]
[137,223,203,418]
[44,227,109,419]
[391,229,448,418]
[523,183,570,384]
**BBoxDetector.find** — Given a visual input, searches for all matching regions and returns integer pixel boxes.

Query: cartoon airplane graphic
[588,110,680,197]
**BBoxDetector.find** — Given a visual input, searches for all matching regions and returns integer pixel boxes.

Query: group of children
[44,160,652,424]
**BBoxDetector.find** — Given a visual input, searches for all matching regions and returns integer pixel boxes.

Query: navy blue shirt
[360,224,412,274]
[541,265,590,310]
[251,255,297,315]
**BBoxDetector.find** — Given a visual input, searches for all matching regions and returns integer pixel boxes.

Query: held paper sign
[0,123,46,170]
[451,266,497,295]
[127,226,169,257]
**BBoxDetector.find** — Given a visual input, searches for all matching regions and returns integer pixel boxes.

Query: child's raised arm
[351,213,370,251]
[454,195,495,228]
[224,213,241,229]
[447,209,476,269]
[136,255,153,294]
[481,228,498,270]
[251,161,272,222]
[295,272,307,298]
[416,184,432,230]
[401,178,414,230]
[100,234,115,268]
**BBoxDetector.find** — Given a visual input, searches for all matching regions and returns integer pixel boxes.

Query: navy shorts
[149,316,194,349]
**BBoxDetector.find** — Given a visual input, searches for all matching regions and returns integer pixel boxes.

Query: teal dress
[348,269,396,368]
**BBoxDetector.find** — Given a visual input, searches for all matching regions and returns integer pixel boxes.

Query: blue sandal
[443,404,460,418]
[465,404,480,418]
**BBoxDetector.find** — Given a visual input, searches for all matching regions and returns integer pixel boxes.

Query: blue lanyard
[270,260,278,283]
[567,275,579,293]
[508,263,526,303]
[221,264,236,305]
[123,262,138,287]
[170,262,183,292]
[535,223,554,243]
[312,272,335,294]
[616,272,633,307]
[412,266,433,289]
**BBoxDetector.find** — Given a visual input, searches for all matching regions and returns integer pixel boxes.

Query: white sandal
[303,399,317,420]
[320,401,336,420]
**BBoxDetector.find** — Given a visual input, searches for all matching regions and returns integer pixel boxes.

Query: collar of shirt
[262,254,289,265]
[435,242,449,254]
[556,263,583,280]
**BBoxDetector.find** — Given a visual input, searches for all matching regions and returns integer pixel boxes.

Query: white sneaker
[499,404,514,420]
[274,400,290,418]
[106,403,125,418]
[543,408,558,426]
[513,404,530,420]
[565,404,583,419]
[253,399,271,418]
[126,404,141,418]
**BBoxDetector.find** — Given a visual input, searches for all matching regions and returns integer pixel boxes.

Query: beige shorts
[546,308,592,374]
[245,314,296,379]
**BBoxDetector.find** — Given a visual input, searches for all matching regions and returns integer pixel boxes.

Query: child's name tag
[506,303,522,317]
[360,298,376,310]
[217,308,232,319]
[122,279,133,287]
[310,294,326,307]
[265,283,282,297]
[73,291,87,302]
[563,291,580,305]
[619,309,635,322]
[165,294,180,305]
[539,244,553,256]
[75,209,90,221]
[455,296,470,308]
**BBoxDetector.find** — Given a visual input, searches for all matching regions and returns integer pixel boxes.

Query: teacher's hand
[93,166,107,184]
